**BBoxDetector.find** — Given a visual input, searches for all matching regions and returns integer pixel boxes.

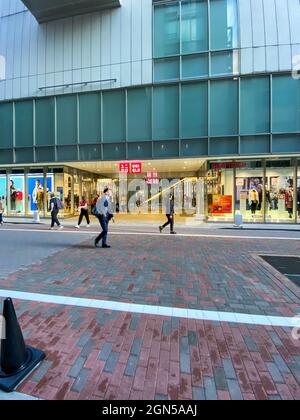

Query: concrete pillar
[195,178,206,221]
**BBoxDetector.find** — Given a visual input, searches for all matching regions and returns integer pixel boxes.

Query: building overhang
[21,0,121,23]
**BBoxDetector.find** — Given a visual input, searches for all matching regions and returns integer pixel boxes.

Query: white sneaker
[86,224,91,228]
[75,225,80,229]
[59,226,64,230]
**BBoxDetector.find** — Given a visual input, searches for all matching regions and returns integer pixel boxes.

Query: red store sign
[211,162,247,169]
[131,162,142,174]
[119,162,130,173]
[147,172,159,185]
[119,161,142,174]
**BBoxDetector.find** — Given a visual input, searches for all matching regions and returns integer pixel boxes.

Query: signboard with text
[211,195,233,214]
[146,172,159,185]
[119,161,142,174]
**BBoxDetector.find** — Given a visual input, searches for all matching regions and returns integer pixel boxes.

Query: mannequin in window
[270,191,278,210]
[285,187,293,219]
[266,189,271,210]
[10,180,16,211]
[32,180,44,213]
[249,188,259,216]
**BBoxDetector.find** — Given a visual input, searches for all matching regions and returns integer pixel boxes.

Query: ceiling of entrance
[67,158,205,176]
[21,0,121,23]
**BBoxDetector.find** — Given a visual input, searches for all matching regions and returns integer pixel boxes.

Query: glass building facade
[0,0,299,222]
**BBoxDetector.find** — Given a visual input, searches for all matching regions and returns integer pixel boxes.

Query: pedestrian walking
[49,193,64,230]
[0,196,5,225]
[159,192,176,234]
[94,188,113,248]
[75,196,91,228]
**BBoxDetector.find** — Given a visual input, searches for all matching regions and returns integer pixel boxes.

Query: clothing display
[285,189,294,218]
[249,189,259,215]
[33,185,44,212]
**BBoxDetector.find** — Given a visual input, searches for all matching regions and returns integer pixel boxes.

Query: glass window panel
[266,161,295,223]
[272,75,300,133]
[103,91,126,143]
[181,82,208,137]
[181,0,208,54]
[240,77,270,134]
[153,85,179,140]
[15,148,34,163]
[8,175,25,214]
[79,93,101,144]
[128,142,152,160]
[35,147,55,162]
[182,54,208,78]
[103,143,126,160]
[57,95,77,145]
[154,4,180,58]
[0,149,13,164]
[181,139,208,156]
[211,50,239,75]
[0,103,13,149]
[272,134,300,153]
[154,57,180,82]
[15,101,33,147]
[210,0,239,50]
[35,98,55,146]
[210,137,238,155]
[235,164,264,222]
[210,79,238,136]
[240,135,270,154]
[57,146,78,161]
[79,145,102,161]
[153,141,179,158]
[127,87,152,141]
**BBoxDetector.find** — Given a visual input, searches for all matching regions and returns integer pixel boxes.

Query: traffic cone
[0,298,46,392]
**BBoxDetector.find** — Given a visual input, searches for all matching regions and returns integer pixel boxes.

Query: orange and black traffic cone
[0,298,45,392]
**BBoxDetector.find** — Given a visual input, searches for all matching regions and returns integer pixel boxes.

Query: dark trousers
[162,214,174,232]
[0,213,3,224]
[95,216,109,246]
[78,209,90,225]
[51,210,60,228]
[250,202,257,215]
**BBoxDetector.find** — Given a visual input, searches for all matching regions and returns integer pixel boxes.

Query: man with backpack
[94,188,113,248]
[49,193,64,230]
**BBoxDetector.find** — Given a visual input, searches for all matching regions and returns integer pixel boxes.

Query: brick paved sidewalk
[1,235,299,317]
[0,232,299,400]
[10,300,300,400]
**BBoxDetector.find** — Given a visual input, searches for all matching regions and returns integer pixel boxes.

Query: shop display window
[0,175,7,215]
[206,166,234,221]
[27,174,53,215]
[235,161,264,222]
[8,175,25,215]
[266,160,295,223]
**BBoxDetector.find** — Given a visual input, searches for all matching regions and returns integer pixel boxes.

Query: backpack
[56,198,64,210]
[92,205,100,217]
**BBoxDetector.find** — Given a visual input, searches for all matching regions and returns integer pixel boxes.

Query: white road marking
[0,289,297,327]
[1,227,300,241]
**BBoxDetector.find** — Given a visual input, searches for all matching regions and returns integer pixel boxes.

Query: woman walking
[75,196,91,228]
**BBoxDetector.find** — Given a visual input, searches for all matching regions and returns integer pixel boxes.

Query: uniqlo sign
[119,162,130,173]
[119,161,142,174]
[131,162,142,174]
[147,172,159,185]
